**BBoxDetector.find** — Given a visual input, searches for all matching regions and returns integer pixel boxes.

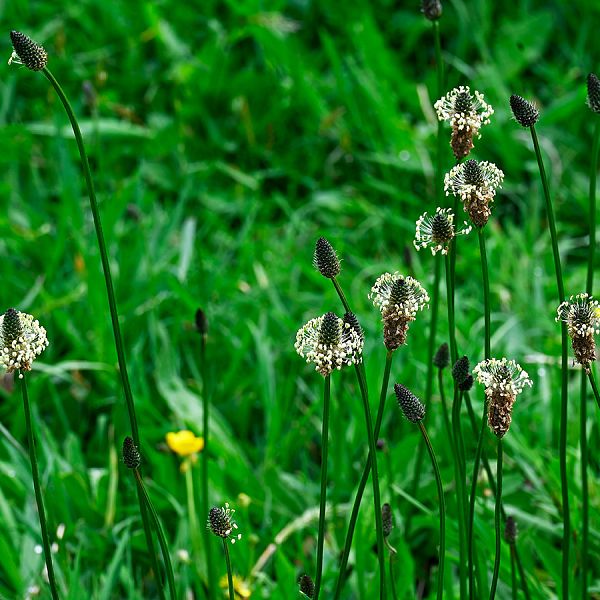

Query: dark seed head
[10,31,48,71]
[430,212,454,244]
[318,312,341,346]
[587,73,600,113]
[313,237,341,279]
[395,383,426,423]
[389,278,409,306]
[504,516,518,544]
[463,160,484,186]
[343,311,364,343]
[421,0,442,20]
[1,308,23,345]
[122,436,141,469]
[298,574,315,598]
[376,438,386,451]
[452,356,470,385]
[433,343,450,369]
[195,308,208,335]
[458,374,474,392]
[208,507,232,538]
[382,503,393,537]
[509,94,539,127]
[454,90,472,114]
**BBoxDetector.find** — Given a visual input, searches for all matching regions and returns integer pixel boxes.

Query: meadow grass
[1,1,599,598]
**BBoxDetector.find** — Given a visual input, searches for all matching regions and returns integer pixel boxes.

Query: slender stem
[445,252,458,365]
[389,552,398,600]
[489,439,503,600]
[418,422,445,600]
[21,373,60,600]
[222,540,235,600]
[587,369,600,411]
[42,67,162,589]
[354,363,387,598]
[478,229,491,360]
[514,540,532,600]
[185,466,201,556]
[529,124,569,599]
[333,352,393,600]
[510,545,518,600]
[587,120,600,295]
[438,369,454,447]
[134,471,177,600]
[200,332,214,599]
[314,375,331,600]
[332,277,351,313]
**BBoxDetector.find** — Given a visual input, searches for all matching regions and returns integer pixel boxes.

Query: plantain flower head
[556,293,599,371]
[0,309,49,378]
[444,160,504,227]
[369,273,429,350]
[208,503,242,544]
[8,31,48,71]
[295,312,363,376]
[414,207,472,255]
[435,86,493,159]
[474,358,532,438]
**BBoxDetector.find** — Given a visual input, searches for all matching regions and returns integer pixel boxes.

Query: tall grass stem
[314,375,331,600]
[21,373,60,600]
[489,439,503,600]
[223,541,235,600]
[510,545,518,600]
[587,369,600,411]
[418,421,445,600]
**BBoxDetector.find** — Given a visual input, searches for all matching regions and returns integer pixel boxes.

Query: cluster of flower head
[0,309,49,377]
[435,86,493,159]
[474,358,532,438]
[207,503,242,544]
[444,160,504,227]
[294,312,364,376]
[556,293,599,370]
[414,207,472,255]
[369,273,429,350]
[8,31,48,71]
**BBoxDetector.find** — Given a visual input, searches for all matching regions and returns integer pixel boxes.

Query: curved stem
[510,545,518,600]
[333,351,393,600]
[529,125,569,599]
[332,278,351,313]
[418,422,445,600]
[21,373,60,600]
[489,439,503,600]
[41,67,162,591]
[134,471,177,600]
[587,369,600,412]
[222,540,235,600]
[314,375,331,600]
[587,120,600,294]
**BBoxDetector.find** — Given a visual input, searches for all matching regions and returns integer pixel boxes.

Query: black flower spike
[9,31,48,71]
[2,308,23,345]
[395,383,426,423]
[504,516,518,544]
[462,159,484,186]
[587,73,600,114]
[298,574,315,598]
[458,374,474,392]
[122,436,141,469]
[318,312,341,346]
[452,356,470,385]
[509,94,539,127]
[433,343,450,369]
[195,308,208,335]
[421,0,442,20]
[382,503,393,537]
[313,237,340,279]
[343,311,364,343]
[208,507,231,537]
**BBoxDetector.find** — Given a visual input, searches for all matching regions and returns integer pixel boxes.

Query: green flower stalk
[473,359,532,599]
[0,309,57,600]
[123,438,177,600]
[8,30,162,587]
[395,385,445,600]
[510,93,569,599]
[207,504,242,600]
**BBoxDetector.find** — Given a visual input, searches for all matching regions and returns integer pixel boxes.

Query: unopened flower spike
[381,503,393,537]
[395,383,426,423]
[444,160,504,228]
[421,0,442,20]
[433,343,450,369]
[313,237,341,279]
[434,86,493,159]
[8,31,48,71]
[509,94,539,128]
[504,516,518,544]
[369,273,429,350]
[207,503,242,544]
[414,207,472,255]
[556,293,599,371]
[587,73,600,114]
[0,309,49,378]
[122,437,141,470]
[295,312,363,376]
[298,574,315,598]
[474,358,532,438]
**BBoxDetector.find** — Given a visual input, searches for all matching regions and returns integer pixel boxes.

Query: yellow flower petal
[166,430,204,457]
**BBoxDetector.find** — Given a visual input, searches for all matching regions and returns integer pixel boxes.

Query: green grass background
[1,0,599,597]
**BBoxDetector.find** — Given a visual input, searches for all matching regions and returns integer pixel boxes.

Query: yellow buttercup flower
[219,574,251,598]
[166,430,204,457]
